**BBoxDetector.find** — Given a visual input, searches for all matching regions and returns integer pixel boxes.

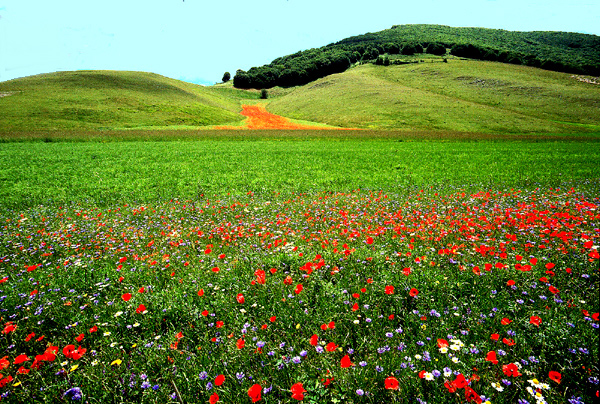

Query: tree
[222,72,231,82]
[260,89,268,99]
[426,43,446,56]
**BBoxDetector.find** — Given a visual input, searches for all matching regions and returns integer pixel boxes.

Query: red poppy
[326,342,338,352]
[340,355,353,368]
[310,334,318,346]
[366,236,374,245]
[75,333,84,342]
[254,269,266,285]
[384,285,394,295]
[500,317,512,325]
[502,338,516,346]
[402,267,412,276]
[136,304,146,314]
[485,351,498,364]
[211,267,220,273]
[453,374,468,389]
[549,286,559,294]
[216,321,224,328]
[549,370,561,384]
[351,303,359,312]
[490,333,500,341]
[248,384,262,403]
[409,288,419,297]
[502,363,522,377]
[2,323,16,334]
[384,376,399,390]
[236,293,245,304]
[138,287,145,293]
[0,357,9,370]
[209,392,219,404]
[437,339,449,348]
[215,374,225,386]
[530,258,538,265]
[202,310,209,316]
[444,380,457,393]
[418,370,427,379]
[121,293,132,302]
[14,354,30,365]
[507,280,515,286]
[291,382,306,400]
[25,332,35,342]
[27,264,38,272]
[284,276,293,285]
[465,386,482,403]
[529,316,542,327]
[197,289,204,297]
[236,339,245,349]
[294,284,303,294]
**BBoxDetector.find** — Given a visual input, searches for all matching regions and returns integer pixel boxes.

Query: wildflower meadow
[0,184,598,403]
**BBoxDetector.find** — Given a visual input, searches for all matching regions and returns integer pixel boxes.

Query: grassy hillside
[0,71,256,131]
[267,59,600,133]
[233,24,600,89]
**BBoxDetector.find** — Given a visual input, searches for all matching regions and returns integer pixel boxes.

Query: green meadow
[0,137,599,209]
[0,52,599,403]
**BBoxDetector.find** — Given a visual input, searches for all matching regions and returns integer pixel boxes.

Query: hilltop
[233,24,600,89]
[0,70,258,132]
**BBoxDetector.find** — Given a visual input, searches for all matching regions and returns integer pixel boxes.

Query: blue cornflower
[63,387,82,401]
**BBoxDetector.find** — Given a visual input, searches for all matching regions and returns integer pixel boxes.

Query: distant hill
[0,71,253,131]
[267,59,600,133]
[233,24,600,89]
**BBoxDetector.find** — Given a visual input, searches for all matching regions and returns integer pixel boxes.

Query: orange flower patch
[216,104,348,130]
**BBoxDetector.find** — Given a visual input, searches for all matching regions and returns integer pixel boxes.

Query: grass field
[0,135,598,403]
[1,137,599,208]
[268,60,600,132]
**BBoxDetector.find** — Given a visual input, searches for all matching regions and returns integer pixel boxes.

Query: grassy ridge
[268,60,600,132]
[1,139,599,209]
[0,71,253,131]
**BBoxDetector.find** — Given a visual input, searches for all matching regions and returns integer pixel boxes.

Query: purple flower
[356,389,364,396]
[63,387,82,401]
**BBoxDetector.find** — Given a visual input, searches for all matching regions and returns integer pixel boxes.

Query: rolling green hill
[267,59,600,133]
[233,24,600,89]
[0,70,254,131]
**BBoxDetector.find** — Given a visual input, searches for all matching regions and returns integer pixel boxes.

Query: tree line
[232,26,600,89]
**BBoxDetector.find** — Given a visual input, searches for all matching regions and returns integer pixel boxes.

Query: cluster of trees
[233,42,447,89]
[232,25,600,90]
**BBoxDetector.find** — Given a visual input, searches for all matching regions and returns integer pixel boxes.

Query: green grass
[0,71,246,131]
[2,61,599,134]
[267,60,600,132]
[1,138,599,209]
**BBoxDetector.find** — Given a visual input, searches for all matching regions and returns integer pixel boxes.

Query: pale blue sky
[1,0,598,84]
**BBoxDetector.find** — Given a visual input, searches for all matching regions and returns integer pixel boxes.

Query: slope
[0,71,249,131]
[266,59,600,133]
[233,24,600,89]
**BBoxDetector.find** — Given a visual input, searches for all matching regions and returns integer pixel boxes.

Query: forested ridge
[233,24,600,89]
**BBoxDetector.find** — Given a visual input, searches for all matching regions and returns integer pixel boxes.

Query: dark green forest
[233,24,600,89]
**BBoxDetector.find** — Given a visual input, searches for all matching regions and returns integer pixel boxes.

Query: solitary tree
[222,72,231,83]
[260,89,268,99]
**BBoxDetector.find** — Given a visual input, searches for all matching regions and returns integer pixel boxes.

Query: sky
[1,0,599,85]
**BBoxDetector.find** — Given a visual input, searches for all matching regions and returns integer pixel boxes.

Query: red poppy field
[0,185,598,403]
